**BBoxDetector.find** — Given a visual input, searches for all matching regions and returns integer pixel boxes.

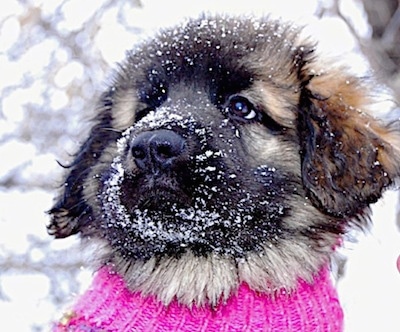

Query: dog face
[48,15,400,306]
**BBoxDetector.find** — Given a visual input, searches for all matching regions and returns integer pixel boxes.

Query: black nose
[131,129,186,172]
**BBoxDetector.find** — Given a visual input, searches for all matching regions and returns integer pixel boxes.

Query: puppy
[48,14,400,326]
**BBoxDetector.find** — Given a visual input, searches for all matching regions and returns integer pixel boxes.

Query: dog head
[48,15,400,306]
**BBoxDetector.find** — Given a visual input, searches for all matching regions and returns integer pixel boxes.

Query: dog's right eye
[225,95,259,122]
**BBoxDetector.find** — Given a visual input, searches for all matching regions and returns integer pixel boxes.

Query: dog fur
[48,15,400,307]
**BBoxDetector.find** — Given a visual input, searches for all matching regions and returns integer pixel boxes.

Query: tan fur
[110,88,138,131]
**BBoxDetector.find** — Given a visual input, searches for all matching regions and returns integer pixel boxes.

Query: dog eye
[226,95,258,121]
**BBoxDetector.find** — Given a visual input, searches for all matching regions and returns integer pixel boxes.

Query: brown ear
[298,70,400,219]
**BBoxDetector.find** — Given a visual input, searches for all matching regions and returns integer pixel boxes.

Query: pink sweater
[54,266,343,331]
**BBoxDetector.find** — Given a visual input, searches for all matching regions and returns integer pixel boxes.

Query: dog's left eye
[225,95,258,121]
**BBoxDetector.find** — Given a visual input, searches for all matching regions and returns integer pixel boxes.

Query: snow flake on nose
[134,108,188,131]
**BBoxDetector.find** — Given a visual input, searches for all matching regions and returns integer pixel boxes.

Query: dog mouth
[100,159,231,256]
[99,157,289,260]
[125,178,194,213]
[119,168,229,230]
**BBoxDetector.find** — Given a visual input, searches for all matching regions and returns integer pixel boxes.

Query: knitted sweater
[54,266,343,331]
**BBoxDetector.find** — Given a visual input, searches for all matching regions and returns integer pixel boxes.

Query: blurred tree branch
[362,0,400,100]
[321,0,400,102]
[0,235,88,304]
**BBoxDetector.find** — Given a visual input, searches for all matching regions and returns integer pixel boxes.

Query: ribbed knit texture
[54,266,343,331]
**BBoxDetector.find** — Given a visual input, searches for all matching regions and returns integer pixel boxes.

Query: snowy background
[0,0,399,331]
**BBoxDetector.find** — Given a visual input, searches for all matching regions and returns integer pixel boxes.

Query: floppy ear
[298,69,400,220]
[47,89,119,238]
